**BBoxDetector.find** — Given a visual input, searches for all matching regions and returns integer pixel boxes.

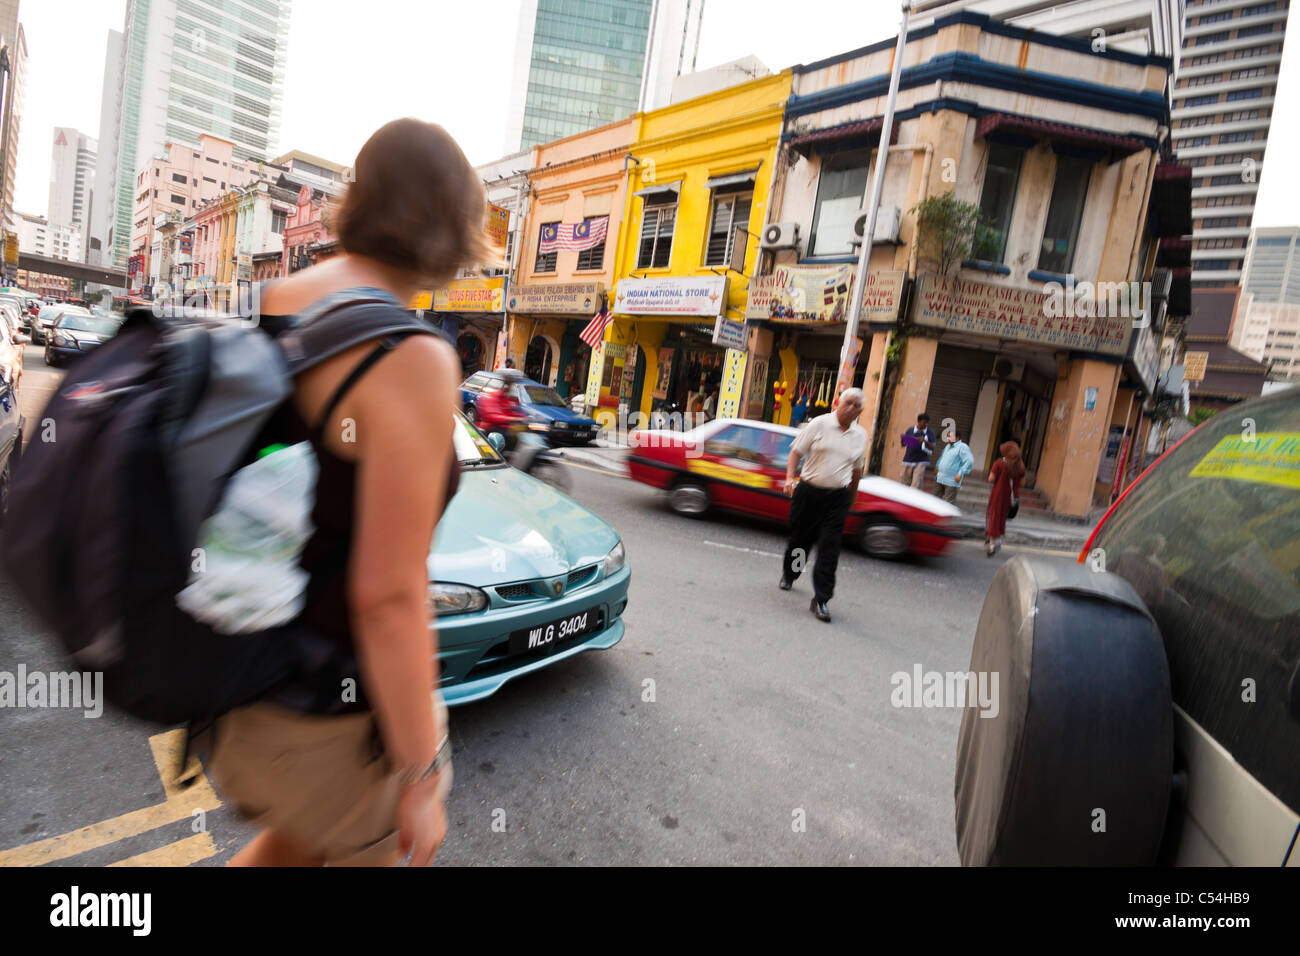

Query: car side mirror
[487,432,506,453]
[14,333,29,345]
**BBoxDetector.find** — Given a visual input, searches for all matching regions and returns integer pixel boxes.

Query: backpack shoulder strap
[311,335,405,436]
[270,286,436,376]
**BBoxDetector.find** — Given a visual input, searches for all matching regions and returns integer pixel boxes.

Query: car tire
[464,404,477,424]
[954,556,1173,866]
[668,479,710,517]
[857,516,908,559]
[0,435,17,526]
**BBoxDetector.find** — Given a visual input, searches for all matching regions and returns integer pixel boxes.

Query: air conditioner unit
[851,205,902,246]
[992,356,1026,382]
[760,221,800,250]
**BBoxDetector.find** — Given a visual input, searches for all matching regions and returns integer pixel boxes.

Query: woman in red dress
[985,440,1026,556]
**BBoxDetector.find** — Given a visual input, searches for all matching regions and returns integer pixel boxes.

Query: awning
[975,113,1148,160]
[1148,161,1193,238]
[704,169,759,191]
[633,182,681,200]
[787,117,897,156]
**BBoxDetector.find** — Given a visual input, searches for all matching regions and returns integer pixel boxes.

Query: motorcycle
[486,424,571,495]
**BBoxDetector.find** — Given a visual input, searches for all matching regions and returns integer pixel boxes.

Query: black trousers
[782,482,854,603]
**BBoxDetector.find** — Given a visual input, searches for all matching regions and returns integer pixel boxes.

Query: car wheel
[44,347,55,367]
[858,516,908,559]
[668,479,710,517]
[464,404,477,424]
[0,439,15,525]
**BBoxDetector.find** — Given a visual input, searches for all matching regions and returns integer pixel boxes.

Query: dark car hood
[526,404,598,426]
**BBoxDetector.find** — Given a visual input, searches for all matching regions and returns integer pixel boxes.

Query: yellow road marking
[107,831,218,868]
[0,729,222,867]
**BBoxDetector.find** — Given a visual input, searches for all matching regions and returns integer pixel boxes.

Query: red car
[627,418,962,559]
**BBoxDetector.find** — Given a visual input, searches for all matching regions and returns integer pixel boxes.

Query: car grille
[492,565,600,604]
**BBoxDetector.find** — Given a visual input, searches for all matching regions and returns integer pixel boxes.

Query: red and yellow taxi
[627,417,962,559]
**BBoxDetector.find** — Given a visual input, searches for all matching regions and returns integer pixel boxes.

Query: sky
[13,0,1300,228]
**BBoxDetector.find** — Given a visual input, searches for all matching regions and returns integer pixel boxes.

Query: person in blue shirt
[934,426,975,505]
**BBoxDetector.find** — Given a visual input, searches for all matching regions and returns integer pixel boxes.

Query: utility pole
[839,1,912,399]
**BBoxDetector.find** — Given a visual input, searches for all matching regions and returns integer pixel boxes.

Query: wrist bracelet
[394,735,450,787]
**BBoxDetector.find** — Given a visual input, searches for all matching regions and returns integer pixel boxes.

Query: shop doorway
[526,335,554,385]
[457,332,486,377]
[556,336,591,401]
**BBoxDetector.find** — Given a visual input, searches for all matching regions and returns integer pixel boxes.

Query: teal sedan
[431,413,629,705]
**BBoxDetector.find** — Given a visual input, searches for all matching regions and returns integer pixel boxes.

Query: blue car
[433,412,629,705]
[460,370,601,446]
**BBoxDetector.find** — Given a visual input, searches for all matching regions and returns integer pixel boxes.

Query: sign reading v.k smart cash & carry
[613,276,727,317]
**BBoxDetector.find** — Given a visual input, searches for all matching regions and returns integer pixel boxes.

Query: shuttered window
[637,196,676,269]
[704,190,752,266]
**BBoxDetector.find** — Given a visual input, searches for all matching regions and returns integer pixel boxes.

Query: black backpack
[0,287,435,725]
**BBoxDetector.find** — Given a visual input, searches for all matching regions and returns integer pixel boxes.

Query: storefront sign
[1184,350,1208,383]
[859,269,906,324]
[585,341,605,408]
[913,275,1131,356]
[613,276,727,317]
[433,277,506,313]
[718,348,748,420]
[711,315,747,350]
[4,231,18,267]
[1128,323,1159,395]
[494,329,509,370]
[598,342,627,409]
[746,355,769,417]
[486,203,509,248]
[745,264,853,323]
[410,291,433,310]
[508,282,602,315]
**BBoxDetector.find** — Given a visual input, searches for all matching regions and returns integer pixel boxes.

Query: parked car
[0,338,23,523]
[0,294,29,330]
[44,312,121,367]
[0,310,28,386]
[33,304,89,346]
[460,370,601,445]
[432,410,629,704]
[954,388,1299,866]
[627,417,962,559]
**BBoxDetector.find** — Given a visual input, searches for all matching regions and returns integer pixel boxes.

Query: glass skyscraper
[106,0,291,266]
[520,0,652,149]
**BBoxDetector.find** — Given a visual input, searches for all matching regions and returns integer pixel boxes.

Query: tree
[911,191,998,276]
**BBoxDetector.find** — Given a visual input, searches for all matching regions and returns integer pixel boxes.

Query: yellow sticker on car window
[1188,433,1300,491]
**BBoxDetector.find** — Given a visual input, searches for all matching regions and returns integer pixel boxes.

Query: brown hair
[336,118,492,285]
[1000,441,1027,480]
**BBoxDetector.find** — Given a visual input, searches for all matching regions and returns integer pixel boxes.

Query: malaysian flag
[539,216,608,253]
[579,303,613,348]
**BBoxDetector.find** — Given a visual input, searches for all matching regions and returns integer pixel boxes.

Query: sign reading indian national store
[508,281,603,315]
[613,276,727,317]
[912,275,1132,357]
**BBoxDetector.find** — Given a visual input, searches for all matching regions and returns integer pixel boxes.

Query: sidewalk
[553,441,1096,553]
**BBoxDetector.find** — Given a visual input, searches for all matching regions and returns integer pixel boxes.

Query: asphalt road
[0,346,1071,866]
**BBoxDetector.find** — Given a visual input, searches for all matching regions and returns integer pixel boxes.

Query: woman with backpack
[199,118,493,866]
[984,440,1025,557]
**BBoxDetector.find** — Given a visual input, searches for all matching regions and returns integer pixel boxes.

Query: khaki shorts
[202,693,451,865]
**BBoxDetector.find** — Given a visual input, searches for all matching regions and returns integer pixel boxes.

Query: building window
[1037,155,1092,275]
[704,190,752,266]
[170,194,185,204]
[807,150,871,257]
[1226,88,1266,101]
[1200,216,1241,228]
[575,218,606,270]
[535,221,559,272]
[1197,31,1230,44]
[1183,94,1220,107]
[637,194,676,269]
[1236,23,1280,37]
[975,144,1024,263]
[1183,136,1211,147]
[1241,3,1276,14]
[1220,131,1257,143]
[172,173,187,184]
[271,210,287,234]
[1198,11,1234,23]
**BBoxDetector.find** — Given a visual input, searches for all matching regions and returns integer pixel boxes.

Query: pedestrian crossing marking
[0,729,223,867]
[107,831,218,867]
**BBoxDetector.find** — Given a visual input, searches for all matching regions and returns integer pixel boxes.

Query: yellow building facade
[588,70,793,426]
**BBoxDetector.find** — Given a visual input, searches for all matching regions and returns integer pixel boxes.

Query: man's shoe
[779,577,793,591]
[810,599,831,622]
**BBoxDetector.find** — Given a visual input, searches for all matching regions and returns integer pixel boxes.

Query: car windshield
[453,410,504,466]
[520,385,565,407]
[58,315,119,335]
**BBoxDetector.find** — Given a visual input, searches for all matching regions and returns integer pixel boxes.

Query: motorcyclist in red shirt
[474,370,527,449]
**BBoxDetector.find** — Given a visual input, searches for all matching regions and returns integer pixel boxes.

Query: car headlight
[528,421,550,431]
[602,540,625,576]
[427,582,489,617]
[53,333,71,347]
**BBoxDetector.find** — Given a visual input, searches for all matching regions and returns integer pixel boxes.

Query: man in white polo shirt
[779,388,868,623]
